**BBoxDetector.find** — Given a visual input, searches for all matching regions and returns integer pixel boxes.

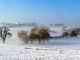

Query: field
[0,27,80,60]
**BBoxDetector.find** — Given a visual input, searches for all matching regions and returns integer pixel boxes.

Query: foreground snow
[0,44,80,60]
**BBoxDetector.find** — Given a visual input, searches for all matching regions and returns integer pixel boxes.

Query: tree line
[0,26,80,43]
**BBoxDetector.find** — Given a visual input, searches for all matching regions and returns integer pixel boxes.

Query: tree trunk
[38,39,41,43]
[47,38,49,42]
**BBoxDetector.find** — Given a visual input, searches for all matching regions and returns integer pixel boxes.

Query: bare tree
[0,26,11,43]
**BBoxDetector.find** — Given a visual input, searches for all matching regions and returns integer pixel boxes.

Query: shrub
[61,32,69,37]
[61,30,77,37]
[17,30,28,43]
[61,26,79,37]
[18,26,50,43]
[74,28,80,35]
[30,26,50,43]
[69,30,77,37]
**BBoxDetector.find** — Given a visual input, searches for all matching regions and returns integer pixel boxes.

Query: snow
[0,27,80,60]
[0,44,80,60]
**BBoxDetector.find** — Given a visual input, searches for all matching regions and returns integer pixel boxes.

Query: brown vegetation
[18,26,50,43]
[29,26,50,43]
[61,32,69,37]
[17,30,28,43]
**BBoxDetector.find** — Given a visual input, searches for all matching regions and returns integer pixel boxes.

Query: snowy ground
[0,44,80,60]
[0,27,80,60]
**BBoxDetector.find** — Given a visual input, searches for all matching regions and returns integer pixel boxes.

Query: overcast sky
[0,0,80,26]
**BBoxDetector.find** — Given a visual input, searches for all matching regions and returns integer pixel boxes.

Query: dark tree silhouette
[69,30,77,37]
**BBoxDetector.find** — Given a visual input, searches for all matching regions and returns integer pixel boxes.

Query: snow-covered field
[0,27,80,60]
[0,44,80,60]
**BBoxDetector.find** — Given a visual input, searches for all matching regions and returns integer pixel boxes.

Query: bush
[17,26,50,43]
[69,30,77,37]
[61,26,79,37]
[61,30,77,37]
[61,32,69,37]
[17,30,28,43]
[30,26,50,43]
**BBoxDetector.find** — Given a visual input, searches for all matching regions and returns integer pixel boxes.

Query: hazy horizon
[0,0,80,26]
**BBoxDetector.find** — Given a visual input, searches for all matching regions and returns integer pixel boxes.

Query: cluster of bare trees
[61,26,80,37]
[17,26,50,43]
